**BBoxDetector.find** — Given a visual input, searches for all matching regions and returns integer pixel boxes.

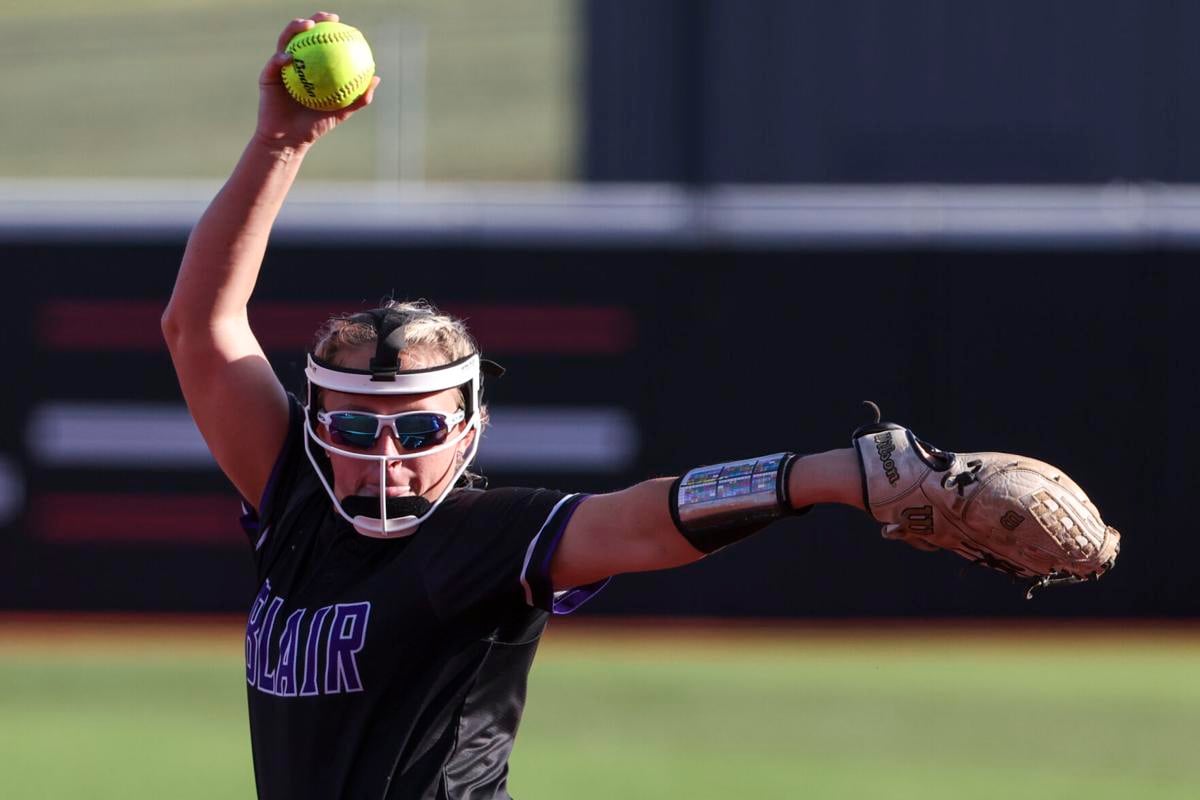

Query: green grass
[3,0,577,181]
[515,631,1200,799]
[0,650,253,799]
[1,626,1198,799]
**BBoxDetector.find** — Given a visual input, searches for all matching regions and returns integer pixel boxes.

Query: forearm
[552,448,865,590]
[787,449,864,510]
[164,137,310,334]
[166,11,380,336]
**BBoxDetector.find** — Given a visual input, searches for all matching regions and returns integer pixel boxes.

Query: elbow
[160,306,182,350]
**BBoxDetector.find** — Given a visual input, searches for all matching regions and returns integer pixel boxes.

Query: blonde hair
[314,299,479,370]
[313,300,489,483]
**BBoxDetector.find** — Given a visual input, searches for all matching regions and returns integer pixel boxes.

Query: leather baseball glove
[852,403,1120,598]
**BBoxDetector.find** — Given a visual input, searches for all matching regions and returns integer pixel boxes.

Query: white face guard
[303,349,489,539]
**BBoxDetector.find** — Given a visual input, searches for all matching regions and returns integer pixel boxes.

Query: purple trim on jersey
[526,494,608,615]
[551,580,609,615]
[238,397,301,545]
[239,502,260,542]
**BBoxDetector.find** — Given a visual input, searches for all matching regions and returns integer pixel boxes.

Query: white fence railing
[4,180,1200,248]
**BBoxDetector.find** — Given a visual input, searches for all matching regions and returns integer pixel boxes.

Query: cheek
[407,449,456,480]
[328,453,371,492]
[405,449,466,496]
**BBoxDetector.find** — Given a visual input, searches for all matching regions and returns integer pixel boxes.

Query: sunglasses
[317,408,466,451]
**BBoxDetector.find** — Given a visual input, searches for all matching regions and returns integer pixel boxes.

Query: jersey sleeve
[424,487,609,619]
[238,393,308,557]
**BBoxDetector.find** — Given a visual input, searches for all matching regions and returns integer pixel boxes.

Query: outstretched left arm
[550,448,864,591]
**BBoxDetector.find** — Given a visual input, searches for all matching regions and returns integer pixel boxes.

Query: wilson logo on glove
[873,433,900,485]
[900,505,934,533]
[852,402,1120,598]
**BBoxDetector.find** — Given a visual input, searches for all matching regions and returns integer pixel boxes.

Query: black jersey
[238,397,605,799]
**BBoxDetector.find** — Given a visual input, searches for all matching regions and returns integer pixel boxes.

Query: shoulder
[421,487,585,549]
[418,486,592,617]
[243,393,329,564]
[432,486,568,525]
[427,484,552,527]
[258,394,321,507]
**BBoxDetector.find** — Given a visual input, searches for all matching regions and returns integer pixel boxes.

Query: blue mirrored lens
[393,414,449,449]
[327,412,451,451]
[328,413,379,449]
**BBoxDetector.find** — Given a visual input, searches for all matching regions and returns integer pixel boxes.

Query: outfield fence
[0,182,1190,618]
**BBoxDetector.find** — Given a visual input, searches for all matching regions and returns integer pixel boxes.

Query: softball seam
[285,30,364,53]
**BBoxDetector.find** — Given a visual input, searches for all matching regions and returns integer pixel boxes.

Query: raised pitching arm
[161,12,380,509]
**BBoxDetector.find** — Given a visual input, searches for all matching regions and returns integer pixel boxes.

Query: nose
[371,427,404,457]
[371,433,417,482]
[371,432,418,478]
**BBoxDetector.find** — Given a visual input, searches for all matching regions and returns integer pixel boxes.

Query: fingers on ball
[362,76,381,105]
[276,18,315,51]
[349,77,381,109]
[259,50,292,82]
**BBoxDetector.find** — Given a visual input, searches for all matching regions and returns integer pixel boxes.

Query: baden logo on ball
[281,21,375,111]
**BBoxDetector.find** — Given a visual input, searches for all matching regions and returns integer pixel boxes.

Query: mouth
[358,485,414,498]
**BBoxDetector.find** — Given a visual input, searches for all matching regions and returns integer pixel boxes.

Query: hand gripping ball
[281,21,375,111]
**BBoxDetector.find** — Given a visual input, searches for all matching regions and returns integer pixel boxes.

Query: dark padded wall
[0,241,1190,617]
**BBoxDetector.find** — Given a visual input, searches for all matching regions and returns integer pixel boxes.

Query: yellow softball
[281,21,375,111]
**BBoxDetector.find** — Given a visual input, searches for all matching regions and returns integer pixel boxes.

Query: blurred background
[1,1,1197,798]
